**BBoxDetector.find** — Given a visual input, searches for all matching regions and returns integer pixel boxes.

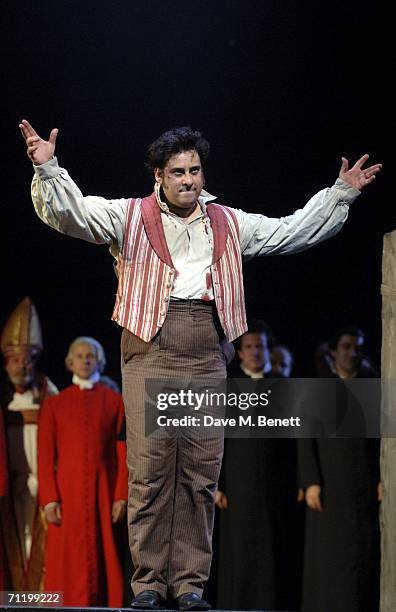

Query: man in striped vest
[20,119,381,610]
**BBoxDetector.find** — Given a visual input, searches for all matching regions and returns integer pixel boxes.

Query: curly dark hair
[146,126,210,172]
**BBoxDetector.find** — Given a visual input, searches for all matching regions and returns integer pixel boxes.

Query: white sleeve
[31,157,128,252]
[233,179,361,260]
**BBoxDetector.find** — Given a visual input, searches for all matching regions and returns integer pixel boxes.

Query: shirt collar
[240,363,272,378]
[240,364,264,379]
[72,371,100,390]
[154,182,217,215]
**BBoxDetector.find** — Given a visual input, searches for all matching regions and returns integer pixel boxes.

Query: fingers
[19,119,38,140]
[112,504,121,522]
[363,163,382,177]
[45,506,62,525]
[26,136,40,151]
[352,153,370,169]
[49,128,59,145]
[305,486,323,512]
[112,501,126,522]
[26,141,40,162]
[361,163,382,186]
[306,496,322,512]
[112,507,125,523]
[363,175,377,186]
[220,495,228,509]
[215,491,228,509]
[340,157,349,173]
[342,155,382,174]
[19,120,59,149]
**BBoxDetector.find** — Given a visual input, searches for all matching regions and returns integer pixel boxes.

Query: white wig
[65,336,106,373]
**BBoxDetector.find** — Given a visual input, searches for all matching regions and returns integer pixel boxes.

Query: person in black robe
[299,326,381,612]
[215,320,302,611]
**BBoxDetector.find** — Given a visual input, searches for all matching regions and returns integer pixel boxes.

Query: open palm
[19,119,58,166]
[339,154,382,191]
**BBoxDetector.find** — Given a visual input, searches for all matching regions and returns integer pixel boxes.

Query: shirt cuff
[33,156,61,180]
[333,178,361,200]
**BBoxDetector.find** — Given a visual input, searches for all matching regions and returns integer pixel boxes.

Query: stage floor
[0,605,298,612]
[1,607,298,612]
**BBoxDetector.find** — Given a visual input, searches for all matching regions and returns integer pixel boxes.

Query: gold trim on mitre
[1,297,43,355]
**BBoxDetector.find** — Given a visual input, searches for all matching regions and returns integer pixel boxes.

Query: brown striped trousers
[121,300,232,599]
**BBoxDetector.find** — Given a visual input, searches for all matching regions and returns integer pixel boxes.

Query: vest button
[166,283,172,288]
[164,297,169,302]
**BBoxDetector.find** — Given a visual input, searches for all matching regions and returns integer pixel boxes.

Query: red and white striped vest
[111,192,247,342]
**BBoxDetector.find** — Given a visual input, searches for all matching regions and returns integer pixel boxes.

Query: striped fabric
[121,300,226,598]
[212,206,247,341]
[112,194,248,342]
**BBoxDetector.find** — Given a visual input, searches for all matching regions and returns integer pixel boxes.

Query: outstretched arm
[234,154,382,259]
[19,119,128,249]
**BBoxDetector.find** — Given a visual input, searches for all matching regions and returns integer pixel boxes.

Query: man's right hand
[305,484,323,512]
[44,501,62,525]
[19,119,58,166]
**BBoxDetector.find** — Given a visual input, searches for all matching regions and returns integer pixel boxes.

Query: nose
[182,173,194,187]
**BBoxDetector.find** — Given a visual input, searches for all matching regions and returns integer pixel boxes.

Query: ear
[154,167,163,183]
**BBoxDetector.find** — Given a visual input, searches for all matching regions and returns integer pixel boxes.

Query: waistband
[170,298,215,305]
[168,298,216,312]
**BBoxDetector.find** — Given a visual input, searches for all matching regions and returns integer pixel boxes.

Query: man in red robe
[38,336,128,607]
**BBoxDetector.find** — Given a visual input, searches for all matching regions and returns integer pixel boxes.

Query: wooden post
[380,231,396,611]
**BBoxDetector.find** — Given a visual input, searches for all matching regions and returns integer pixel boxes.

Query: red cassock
[38,383,128,607]
[0,410,8,590]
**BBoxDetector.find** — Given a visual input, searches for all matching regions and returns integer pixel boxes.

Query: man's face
[331,334,363,375]
[155,150,204,214]
[238,333,270,373]
[69,343,99,380]
[271,347,293,378]
[4,348,36,388]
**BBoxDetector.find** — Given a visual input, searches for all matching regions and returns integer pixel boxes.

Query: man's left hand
[339,154,382,191]
[112,499,127,523]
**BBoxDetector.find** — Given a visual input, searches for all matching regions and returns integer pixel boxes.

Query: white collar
[8,390,38,411]
[240,364,265,379]
[240,362,273,379]
[72,371,100,390]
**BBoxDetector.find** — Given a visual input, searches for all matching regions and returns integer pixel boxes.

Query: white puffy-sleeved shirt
[31,158,360,301]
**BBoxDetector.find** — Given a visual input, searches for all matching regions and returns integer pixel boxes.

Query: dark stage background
[1,1,391,389]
